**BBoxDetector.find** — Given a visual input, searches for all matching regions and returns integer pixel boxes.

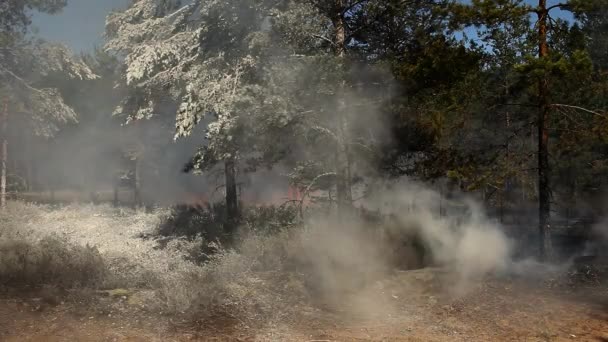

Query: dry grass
[0,201,308,324]
[0,201,421,326]
[0,198,607,340]
[0,192,522,327]
[0,236,106,288]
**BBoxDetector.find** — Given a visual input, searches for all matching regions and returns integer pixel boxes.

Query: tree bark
[332,0,353,217]
[537,0,553,261]
[224,158,239,234]
[1,99,8,209]
[502,75,512,224]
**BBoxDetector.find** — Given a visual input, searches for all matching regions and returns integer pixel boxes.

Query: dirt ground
[1,269,607,342]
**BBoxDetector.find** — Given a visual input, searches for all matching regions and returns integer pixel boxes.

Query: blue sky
[456,0,574,44]
[31,0,130,53]
[31,0,575,53]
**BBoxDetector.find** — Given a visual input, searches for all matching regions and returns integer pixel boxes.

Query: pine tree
[451,0,607,261]
[267,1,400,215]
[0,0,96,208]
[105,0,287,230]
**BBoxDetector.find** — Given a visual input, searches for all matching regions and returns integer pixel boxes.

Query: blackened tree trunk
[224,158,239,234]
[537,0,553,261]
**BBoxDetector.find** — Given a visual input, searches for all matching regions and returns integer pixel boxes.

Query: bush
[157,202,300,240]
[0,235,107,288]
[157,202,227,241]
[0,201,424,324]
[241,204,300,235]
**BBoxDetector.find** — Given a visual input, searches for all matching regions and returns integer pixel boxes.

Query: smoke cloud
[364,180,512,287]
[274,178,515,320]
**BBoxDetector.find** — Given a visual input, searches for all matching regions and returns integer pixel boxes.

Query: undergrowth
[0,200,430,325]
[0,201,310,323]
[0,236,106,288]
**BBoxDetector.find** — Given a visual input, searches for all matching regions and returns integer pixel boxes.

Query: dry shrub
[0,236,106,288]
[155,234,305,321]
[0,202,108,289]
[157,203,226,239]
[0,202,164,290]
[156,203,300,242]
[0,201,292,321]
[0,200,433,323]
[159,219,408,322]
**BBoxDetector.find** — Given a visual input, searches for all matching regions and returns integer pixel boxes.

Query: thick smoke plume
[360,180,513,293]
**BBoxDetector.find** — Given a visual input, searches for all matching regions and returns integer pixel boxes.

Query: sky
[31,0,575,53]
[31,0,130,53]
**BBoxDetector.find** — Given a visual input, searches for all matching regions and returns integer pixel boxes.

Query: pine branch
[311,34,335,46]
[298,172,337,218]
[0,64,46,94]
[551,104,607,118]
[310,125,339,141]
[342,0,369,15]
[546,3,570,12]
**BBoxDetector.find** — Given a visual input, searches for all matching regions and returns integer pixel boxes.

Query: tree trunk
[537,0,553,261]
[24,133,33,191]
[113,181,119,207]
[134,157,142,209]
[502,76,512,224]
[332,0,353,217]
[1,100,8,209]
[224,158,239,234]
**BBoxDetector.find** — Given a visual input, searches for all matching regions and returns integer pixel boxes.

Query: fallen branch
[298,172,337,218]
[551,104,607,118]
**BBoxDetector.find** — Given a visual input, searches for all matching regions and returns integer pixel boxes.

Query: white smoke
[362,179,513,293]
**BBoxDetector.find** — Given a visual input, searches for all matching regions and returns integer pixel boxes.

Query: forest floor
[1,269,607,342]
[1,202,606,341]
